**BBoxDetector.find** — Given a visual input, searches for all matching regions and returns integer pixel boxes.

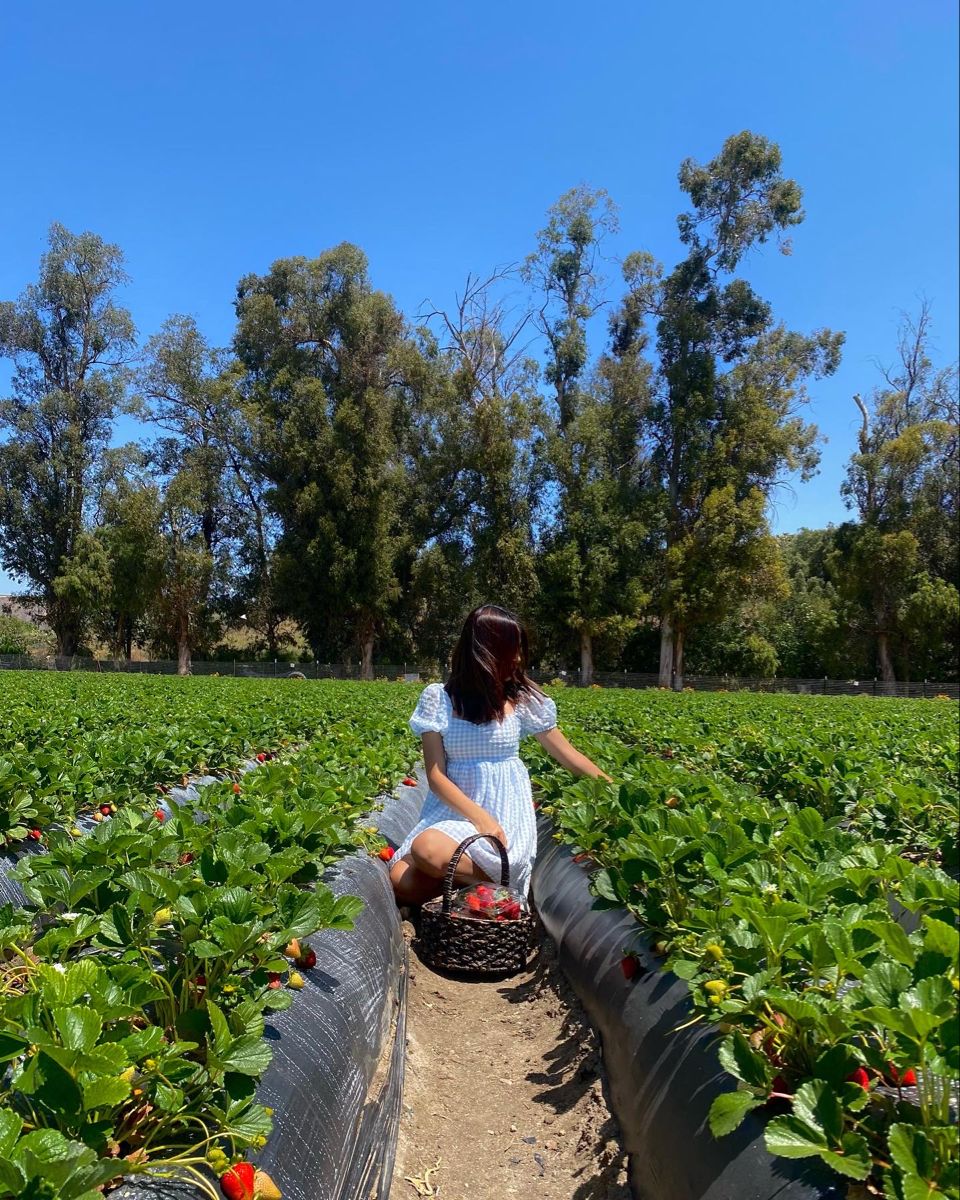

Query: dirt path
[391,921,630,1200]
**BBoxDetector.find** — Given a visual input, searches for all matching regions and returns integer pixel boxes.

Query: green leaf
[0,1156,25,1193]
[218,1034,273,1076]
[155,1083,185,1112]
[708,1090,763,1136]
[206,1001,231,1054]
[818,1132,873,1181]
[82,1075,131,1111]
[592,869,619,902]
[921,916,959,962]
[765,1114,828,1158]
[718,1031,770,1088]
[792,1080,843,1145]
[54,1006,102,1054]
[860,960,912,1006]
[0,1033,28,1064]
[187,939,222,958]
[0,1110,24,1157]
[34,1050,84,1117]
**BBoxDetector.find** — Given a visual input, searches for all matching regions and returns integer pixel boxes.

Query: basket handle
[441,833,510,913]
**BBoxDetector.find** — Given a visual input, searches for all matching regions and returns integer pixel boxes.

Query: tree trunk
[124,617,133,662]
[580,629,594,687]
[658,611,674,688]
[673,627,685,691]
[877,630,896,695]
[53,619,78,659]
[265,615,280,658]
[360,634,375,681]
[177,633,192,676]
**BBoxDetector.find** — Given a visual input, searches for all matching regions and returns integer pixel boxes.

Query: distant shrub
[0,615,36,655]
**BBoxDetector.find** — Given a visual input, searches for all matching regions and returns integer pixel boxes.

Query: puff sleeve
[518,691,558,737]
[409,683,449,736]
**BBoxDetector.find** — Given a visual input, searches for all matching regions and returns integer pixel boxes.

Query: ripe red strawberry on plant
[885,1063,917,1087]
[233,782,242,794]
[256,753,266,762]
[402,776,417,786]
[27,828,42,841]
[220,1162,255,1200]
[378,846,395,861]
[267,972,283,990]
[99,804,112,816]
[620,954,639,980]
[845,1066,871,1090]
[153,809,166,822]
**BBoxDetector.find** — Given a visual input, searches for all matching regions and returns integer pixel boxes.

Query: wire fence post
[823,676,828,696]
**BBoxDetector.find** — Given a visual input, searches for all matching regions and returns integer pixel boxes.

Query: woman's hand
[471,808,508,848]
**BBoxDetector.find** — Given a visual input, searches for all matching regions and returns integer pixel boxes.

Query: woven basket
[417,834,535,976]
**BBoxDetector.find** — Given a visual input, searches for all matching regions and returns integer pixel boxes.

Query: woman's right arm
[421,731,508,846]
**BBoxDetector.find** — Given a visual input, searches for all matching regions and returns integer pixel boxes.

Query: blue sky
[1,0,957,594]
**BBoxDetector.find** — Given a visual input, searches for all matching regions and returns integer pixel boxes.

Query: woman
[391,604,611,905]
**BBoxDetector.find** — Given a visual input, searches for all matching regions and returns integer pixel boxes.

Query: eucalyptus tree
[234,244,409,676]
[0,224,135,654]
[838,306,959,685]
[524,187,649,683]
[622,133,843,687]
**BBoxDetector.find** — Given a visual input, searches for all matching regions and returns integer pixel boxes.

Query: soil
[391,921,630,1200]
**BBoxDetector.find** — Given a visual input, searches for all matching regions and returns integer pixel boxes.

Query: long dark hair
[446,605,541,724]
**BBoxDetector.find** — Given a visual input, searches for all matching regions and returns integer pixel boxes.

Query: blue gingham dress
[397,683,558,897]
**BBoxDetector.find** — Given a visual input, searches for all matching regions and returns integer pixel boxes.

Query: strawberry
[254,1170,282,1200]
[92,811,104,822]
[100,804,112,816]
[845,1067,871,1091]
[770,1074,792,1096]
[179,851,194,864]
[402,777,417,786]
[378,846,395,861]
[153,809,166,822]
[27,828,42,841]
[620,954,639,980]
[220,1162,255,1200]
[501,901,521,920]
[284,938,301,961]
[288,971,305,989]
[256,753,266,762]
[267,972,282,990]
[233,783,242,794]
[885,1063,917,1087]
[300,947,316,970]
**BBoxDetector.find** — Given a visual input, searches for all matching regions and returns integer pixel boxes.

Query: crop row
[531,691,959,1200]
[0,676,420,1199]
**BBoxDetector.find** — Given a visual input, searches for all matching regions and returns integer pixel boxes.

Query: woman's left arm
[535,727,613,782]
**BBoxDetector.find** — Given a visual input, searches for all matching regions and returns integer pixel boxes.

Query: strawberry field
[533,690,959,1200]
[0,674,418,1200]
[0,674,956,1200]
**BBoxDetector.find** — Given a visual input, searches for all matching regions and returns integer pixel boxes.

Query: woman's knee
[409,831,454,878]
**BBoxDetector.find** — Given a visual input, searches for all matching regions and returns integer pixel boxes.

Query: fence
[1,653,956,699]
